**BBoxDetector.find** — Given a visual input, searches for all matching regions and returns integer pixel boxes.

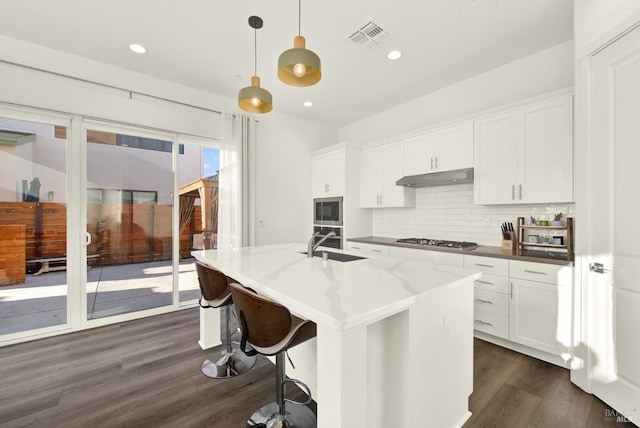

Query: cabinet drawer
[346,242,390,256]
[474,289,509,316]
[473,310,508,339]
[510,260,572,284]
[474,273,509,294]
[464,255,509,276]
[389,246,463,268]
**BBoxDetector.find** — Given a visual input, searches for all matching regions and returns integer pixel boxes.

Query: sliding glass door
[84,124,177,319]
[0,113,69,337]
[0,107,221,343]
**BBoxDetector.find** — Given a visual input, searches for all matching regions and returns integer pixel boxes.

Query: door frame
[573,11,640,393]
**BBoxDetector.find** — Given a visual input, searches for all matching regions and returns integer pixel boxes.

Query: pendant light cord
[254,27,257,76]
[298,0,301,36]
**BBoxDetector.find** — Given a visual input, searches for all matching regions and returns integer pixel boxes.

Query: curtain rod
[0,59,222,115]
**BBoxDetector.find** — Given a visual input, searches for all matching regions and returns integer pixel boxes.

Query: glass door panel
[0,117,68,336]
[177,144,220,304]
[85,127,174,319]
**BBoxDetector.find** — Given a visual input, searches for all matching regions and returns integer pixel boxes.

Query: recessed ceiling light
[303,101,313,107]
[387,50,402,60]
[129,43,147,54]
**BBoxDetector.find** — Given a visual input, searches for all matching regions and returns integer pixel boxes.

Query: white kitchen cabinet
[389,246,463,267]
[346,241,390,257]
[464,255,510,340]
[474,93,573,205]
[508,260,572,357]
[361,142,415,208]
[312,149,346,197]
[404,122,473,176]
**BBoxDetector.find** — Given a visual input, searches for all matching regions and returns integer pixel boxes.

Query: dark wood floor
[0,309,630,428]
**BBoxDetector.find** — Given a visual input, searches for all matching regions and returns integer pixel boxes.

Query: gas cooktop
[395,238,478,249]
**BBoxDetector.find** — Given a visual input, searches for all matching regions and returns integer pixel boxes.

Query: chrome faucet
[307,231,336,257]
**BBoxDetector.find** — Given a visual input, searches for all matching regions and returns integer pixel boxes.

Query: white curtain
[218,112,250,249]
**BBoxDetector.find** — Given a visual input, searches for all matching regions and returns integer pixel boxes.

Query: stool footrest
[284,378,313,406]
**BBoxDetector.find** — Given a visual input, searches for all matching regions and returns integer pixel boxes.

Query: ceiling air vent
[347,20,391,51]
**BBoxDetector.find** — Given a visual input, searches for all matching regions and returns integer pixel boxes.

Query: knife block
[501,231,517,253]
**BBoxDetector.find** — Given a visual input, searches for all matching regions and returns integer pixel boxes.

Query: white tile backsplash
[372,183,575,246]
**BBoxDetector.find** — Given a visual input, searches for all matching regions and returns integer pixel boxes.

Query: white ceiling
[0,0,573,128]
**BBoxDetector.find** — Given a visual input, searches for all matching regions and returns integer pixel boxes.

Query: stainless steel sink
[301,251,367,262]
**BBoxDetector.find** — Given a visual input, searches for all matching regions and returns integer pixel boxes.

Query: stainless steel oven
[313,197,343,226]
[313,226,343,249]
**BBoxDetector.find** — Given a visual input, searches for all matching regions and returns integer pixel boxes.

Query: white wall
[339,41,574,145]
[338,41,574,241]
[373,184,574,247]
[0,34,339,246]
[250,113,338,245]
[574,0,640,56]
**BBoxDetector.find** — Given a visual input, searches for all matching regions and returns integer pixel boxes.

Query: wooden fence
[0,202,203,283]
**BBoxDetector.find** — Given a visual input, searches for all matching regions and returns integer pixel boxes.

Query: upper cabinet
[474,93,574,205]
[312,148,346,197]
[404,122,473,176]
[361,142,415,208]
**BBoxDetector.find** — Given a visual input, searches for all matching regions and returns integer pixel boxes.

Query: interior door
[589,24,640,423]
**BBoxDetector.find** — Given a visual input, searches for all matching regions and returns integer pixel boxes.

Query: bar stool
[230,282,317,428]
[195,261,256,378]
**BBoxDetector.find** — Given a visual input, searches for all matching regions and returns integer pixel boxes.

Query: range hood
[396,168,474,188]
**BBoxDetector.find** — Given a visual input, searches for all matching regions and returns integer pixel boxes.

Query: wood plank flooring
[0,309,632,427]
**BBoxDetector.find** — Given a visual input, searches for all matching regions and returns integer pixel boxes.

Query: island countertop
[192,243,482,332]
[193,243,482,427]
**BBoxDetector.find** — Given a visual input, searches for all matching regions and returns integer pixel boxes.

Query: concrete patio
[0,259,200,336]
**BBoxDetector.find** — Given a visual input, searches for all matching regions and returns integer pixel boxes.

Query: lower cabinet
[465,256,573,362]
[508,261,573,357]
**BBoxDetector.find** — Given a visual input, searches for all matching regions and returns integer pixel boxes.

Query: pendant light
[238,16,273,114]
[277,0,321,87]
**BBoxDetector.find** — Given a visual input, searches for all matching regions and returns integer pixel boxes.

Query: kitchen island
[193,243,481,428]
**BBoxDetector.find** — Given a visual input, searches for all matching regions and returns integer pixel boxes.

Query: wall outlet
[484,216,491,226]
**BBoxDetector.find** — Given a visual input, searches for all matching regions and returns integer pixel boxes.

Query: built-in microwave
[313,197,343,226]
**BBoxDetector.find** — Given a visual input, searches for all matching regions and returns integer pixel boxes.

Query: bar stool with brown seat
[230,282,317,428]
[195,261,256,378]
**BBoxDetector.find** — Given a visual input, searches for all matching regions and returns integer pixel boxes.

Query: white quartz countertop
[192,243,482,332]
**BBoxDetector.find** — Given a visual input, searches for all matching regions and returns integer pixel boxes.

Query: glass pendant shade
[238,76,273,113]
[278,35,321,87]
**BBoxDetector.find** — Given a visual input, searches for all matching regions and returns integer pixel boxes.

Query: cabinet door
[474,111,518,204]
[518,95,573,203]
[380,142,407,207]
[404,133,437,176]
[436,123,473,171]
[509,278,570,356]
[312,150,346,197]
[360,147,383,207]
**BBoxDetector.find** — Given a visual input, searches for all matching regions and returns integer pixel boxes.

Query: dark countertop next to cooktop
[347,236,573,266]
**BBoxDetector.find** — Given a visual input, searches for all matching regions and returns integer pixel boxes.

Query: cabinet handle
[371,249,382,253]
[474,298,494,304]
[380,195,383,205]
[519,184,523,200]
[475,280,494,285]
[475,263,494,268]
[510,282,514,299]
[474,320,494,327]
[435,156,438,169]
[512,185,515,200]
[524,270,547,276]
[430,157,434,170]
[351,246,361,250]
